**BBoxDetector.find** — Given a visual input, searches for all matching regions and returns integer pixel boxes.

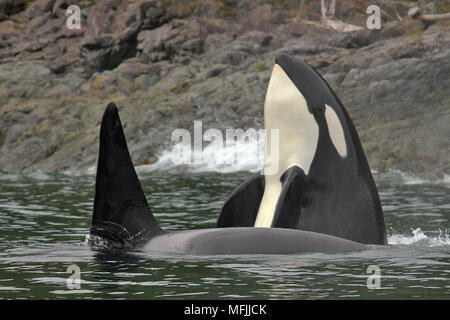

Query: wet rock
[238,30,273,47]
[80,0,139,72]
[137,18,204,62]
[52,0,69,18]
[48,57,70,74]
[138,0,168,29]
[0,0,26,20]
[0,0,448,180]
[24,0,55,21]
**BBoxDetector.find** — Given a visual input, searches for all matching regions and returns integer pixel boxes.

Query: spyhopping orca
[217,54,387,245]
[87,103,367,255]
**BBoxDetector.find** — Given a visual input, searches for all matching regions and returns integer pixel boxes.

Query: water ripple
[0,171,448,299]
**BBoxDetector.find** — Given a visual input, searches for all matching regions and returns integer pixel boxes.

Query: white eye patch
[324,104,347,158]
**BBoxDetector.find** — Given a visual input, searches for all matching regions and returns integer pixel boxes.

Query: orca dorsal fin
[90,103,162,248]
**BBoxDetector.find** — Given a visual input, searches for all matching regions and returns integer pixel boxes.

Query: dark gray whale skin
[88,102,367,256]
[142,227,366,255]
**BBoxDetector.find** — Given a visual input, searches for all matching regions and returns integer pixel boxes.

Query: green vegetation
[256,64,267,72]
[25,0,36,10]
[170,80,192,94]
[424,92,438,102]
[404,23,423,37]
[438,2,449,13]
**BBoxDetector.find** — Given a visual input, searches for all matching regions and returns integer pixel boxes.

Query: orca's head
[258,56,385,242]
[274,54,331,115]
[265,54,348,164]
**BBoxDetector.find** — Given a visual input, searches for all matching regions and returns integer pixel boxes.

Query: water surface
[0,171,448,299]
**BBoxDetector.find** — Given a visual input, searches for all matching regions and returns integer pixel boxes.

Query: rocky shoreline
[0,0,449,180]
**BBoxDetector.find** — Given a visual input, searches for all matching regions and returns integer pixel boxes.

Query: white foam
[440,174,450,185]
[84,166,96,175]
[62,166,96,176]
[0,173,21,181]
[15,143,447,189]
[388,228,450,246]
[136,134,265,174]
[0,171,51,181]
[26,171,51,181]
[372,169,450,187]
[132,137,449,188]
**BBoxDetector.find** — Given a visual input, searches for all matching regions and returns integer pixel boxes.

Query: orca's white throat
[254,64,319,227]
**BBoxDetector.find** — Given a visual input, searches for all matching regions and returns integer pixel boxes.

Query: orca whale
[87,103,367,255]
[217,54,387,245]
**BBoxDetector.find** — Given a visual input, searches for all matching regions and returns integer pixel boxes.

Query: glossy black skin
[217,55,387,245]
[90,103,164,249]
[88,103,368,255]
[217,172,264,228]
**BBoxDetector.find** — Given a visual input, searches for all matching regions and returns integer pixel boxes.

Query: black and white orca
[87,103,367,255]
[217,54,387,245]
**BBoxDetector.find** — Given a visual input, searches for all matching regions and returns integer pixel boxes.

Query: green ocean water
[0,171,448,299]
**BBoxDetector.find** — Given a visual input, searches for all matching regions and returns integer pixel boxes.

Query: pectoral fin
[271,166,307,229]
[217,172,265,227]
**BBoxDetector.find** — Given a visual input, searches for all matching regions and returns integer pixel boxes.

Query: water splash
[388,228,450,246]
[133,145,449,189]
[137,134,265,174]
[0,171,51,181]
[376,170,450,186]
